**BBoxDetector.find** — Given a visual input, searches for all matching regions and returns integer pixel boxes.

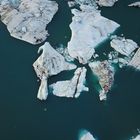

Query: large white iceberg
[33,42,77,100]
[0,0,58,44]
[50,67,89,98]
[68,5,120,64]
[110,36,138,56]
[79,130,96,140]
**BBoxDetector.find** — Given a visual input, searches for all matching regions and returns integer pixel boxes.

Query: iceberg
[33,42,77,100]
[50,67,89,98]
[110,36,138,56]
[0,0,58,44]
[68,5,120,64]
[79,130,96,140]
[89,60,115,100]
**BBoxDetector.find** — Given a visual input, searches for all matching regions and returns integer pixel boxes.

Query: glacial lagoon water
[0,0,140,140]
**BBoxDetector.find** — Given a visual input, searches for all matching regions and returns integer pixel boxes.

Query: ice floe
[0,0,58,44]
[50,67,88,98]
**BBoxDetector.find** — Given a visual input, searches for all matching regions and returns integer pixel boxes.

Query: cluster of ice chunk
[33,42,77,100]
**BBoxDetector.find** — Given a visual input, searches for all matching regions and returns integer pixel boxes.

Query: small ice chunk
[128,2,140,8]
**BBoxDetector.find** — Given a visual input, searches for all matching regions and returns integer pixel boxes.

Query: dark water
[0,0,140,140]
